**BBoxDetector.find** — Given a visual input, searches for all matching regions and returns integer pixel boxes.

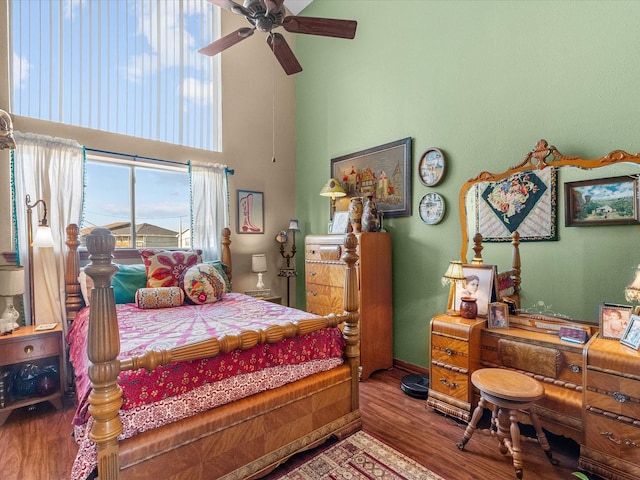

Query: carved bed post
[340,232,360,409]
[65,224,83,324]
[85,228,123,480]
[510,231,521,299]
[221,227,232,284]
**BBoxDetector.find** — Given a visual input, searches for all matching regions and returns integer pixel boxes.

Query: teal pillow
[204,260,231,292]
[112,264,148,304]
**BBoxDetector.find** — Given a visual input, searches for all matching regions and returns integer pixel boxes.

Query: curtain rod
[85,147,235,175]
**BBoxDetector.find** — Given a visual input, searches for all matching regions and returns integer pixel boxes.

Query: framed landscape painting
[565,175,639,226]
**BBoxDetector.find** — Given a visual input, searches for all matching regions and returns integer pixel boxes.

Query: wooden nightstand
[263,296,281,304]
[0,324,64,425]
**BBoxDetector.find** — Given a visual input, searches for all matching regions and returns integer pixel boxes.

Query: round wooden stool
[456,368,558,479]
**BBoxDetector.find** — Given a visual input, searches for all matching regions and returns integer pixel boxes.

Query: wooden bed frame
[64,225,362,480]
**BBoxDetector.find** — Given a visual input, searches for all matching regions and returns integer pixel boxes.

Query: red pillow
[139,249,202,288]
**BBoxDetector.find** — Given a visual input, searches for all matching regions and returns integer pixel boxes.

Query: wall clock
[419,193,445,225]
[418,147,446,187]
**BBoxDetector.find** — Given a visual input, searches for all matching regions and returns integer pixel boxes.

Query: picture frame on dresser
[330,211,349,234]
[599,303,633,339]
[454,264,497,317]
[620,314,640,350]
[488,302,509,329]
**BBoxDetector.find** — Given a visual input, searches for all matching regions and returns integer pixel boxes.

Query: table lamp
[0,265,25,333]
[319,178,346,220]
[442,260,466,316]
[625,264,640,303]
[252,254,267,290]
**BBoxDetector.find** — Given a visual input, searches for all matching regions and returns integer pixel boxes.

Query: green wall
[293,0,640,369]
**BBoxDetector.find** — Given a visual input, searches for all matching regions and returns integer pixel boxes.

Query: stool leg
[507,409,524,479]
[456,397,487,451]
[529,410,559,466]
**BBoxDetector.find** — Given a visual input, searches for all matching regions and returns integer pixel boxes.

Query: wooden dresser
[305,233,392,380]
[580,335,640,480]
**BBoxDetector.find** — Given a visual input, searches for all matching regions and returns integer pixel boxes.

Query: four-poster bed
[64,224,361,480]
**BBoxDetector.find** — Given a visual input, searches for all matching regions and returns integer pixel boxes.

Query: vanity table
[431,139,640,479]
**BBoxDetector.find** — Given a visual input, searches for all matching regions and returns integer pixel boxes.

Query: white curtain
[188,161,229,261]
[11,132,85,333]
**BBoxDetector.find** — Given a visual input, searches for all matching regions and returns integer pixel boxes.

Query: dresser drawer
[431,334,470,370]
[430,364,469,402]
[305,244,342,261]
[305,263,345,288]
[585,369,640,416]
[0,334,60,366]
[584,411,640,463]
[306,290,344,316]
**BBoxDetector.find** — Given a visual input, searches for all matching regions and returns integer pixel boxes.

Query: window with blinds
[10,0,221,152]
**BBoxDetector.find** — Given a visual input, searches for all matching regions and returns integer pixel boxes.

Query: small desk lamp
[442,260,466,316]
[0,265,25,333]
[319,178,346,220]
[251,254,267,290]
[26,194,55,324]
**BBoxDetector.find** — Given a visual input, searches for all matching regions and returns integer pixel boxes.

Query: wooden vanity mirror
[458,139,640,322]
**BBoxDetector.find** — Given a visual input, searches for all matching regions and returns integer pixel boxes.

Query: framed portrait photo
[454,264,497,317]
[488,302,509,329]
[599,303,633,340]
[330,211,349,234]
[620,314,640,350]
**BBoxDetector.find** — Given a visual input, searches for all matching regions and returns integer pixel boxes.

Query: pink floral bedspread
[67,293,345,480]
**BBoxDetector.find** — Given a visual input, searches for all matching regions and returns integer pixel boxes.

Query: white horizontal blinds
[11,0,220,152]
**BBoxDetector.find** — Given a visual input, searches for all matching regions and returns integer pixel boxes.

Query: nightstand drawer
[0,334,60,366]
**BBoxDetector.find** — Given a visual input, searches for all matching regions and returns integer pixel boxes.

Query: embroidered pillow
[78,268,94,306]
[204,260,232,292]
[180,263,227,305]
[135,287,184,309]
[139,249,202,288]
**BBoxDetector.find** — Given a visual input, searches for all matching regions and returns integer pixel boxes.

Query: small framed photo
[454,264,497,317]
[418,147,446,187]
[330,211,349,234]
[488,302,509,329]
[620,314,640,350]
[599,303,633,340]
[237,190,264,234]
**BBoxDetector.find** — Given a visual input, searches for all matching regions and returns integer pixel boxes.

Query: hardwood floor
[1,368,595,480]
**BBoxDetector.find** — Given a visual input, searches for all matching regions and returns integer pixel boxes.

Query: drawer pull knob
[601,432,639,447]
[24,345,34,354]
[445,348,453,356]
[439,378,458,389]
[612,391,629,403]
[568,364,581,373]
[310,291,318,297]
[310,271,317,277]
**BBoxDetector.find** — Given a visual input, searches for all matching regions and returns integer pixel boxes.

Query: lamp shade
[288,219,300,232]
[32,225,55,247]
[319,178,346,199]
[0,109,16,150]
[625,264,640,302]
[0,265,25,296]
[442,260,466,284]
[251,254,267,273]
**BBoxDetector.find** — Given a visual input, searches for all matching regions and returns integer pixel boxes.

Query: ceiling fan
[198,0,357,75]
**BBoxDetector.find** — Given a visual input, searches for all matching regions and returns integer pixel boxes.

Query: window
[83,156,190,249]
[10,0,221,151]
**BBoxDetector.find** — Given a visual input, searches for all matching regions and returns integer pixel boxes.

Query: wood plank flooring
[0,368,595,480]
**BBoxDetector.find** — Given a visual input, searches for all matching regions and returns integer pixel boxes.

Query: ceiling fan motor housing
[244,0,285,32]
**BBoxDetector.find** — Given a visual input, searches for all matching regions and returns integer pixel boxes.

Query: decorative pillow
[135,287,184,309]
[78,268,94,306]
[139,249,202,288]
[204,260,232,292]
[180,263,227,305]
[112,264,148,304]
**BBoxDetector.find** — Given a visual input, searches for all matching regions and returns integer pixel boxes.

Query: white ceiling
[284,0,314,15]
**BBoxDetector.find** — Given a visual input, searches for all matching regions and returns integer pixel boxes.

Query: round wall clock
[419,193,445,225]
[418,147,446,187]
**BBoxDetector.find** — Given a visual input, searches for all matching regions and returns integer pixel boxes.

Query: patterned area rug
[270,430,444,479]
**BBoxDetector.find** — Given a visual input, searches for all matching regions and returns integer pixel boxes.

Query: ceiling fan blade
[267,33,302,75]
[282,16,357,39]
[209,0,251,17]
[198,27,255,56]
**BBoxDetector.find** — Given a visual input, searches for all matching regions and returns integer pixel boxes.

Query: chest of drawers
[305,233,392,380]
[580,336,640,480]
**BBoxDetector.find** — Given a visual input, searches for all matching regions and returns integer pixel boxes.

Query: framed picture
[454,264,497,317]
[474,167,557,242]
[620,314,640,350]
[330,211,349,234]
[599,303,633,340]
[418,147,445,186]
[331,137,412,218]
[236,190,264,234]
[488,302,509,329]
[565,175,639,227]
[418,193,445,224]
